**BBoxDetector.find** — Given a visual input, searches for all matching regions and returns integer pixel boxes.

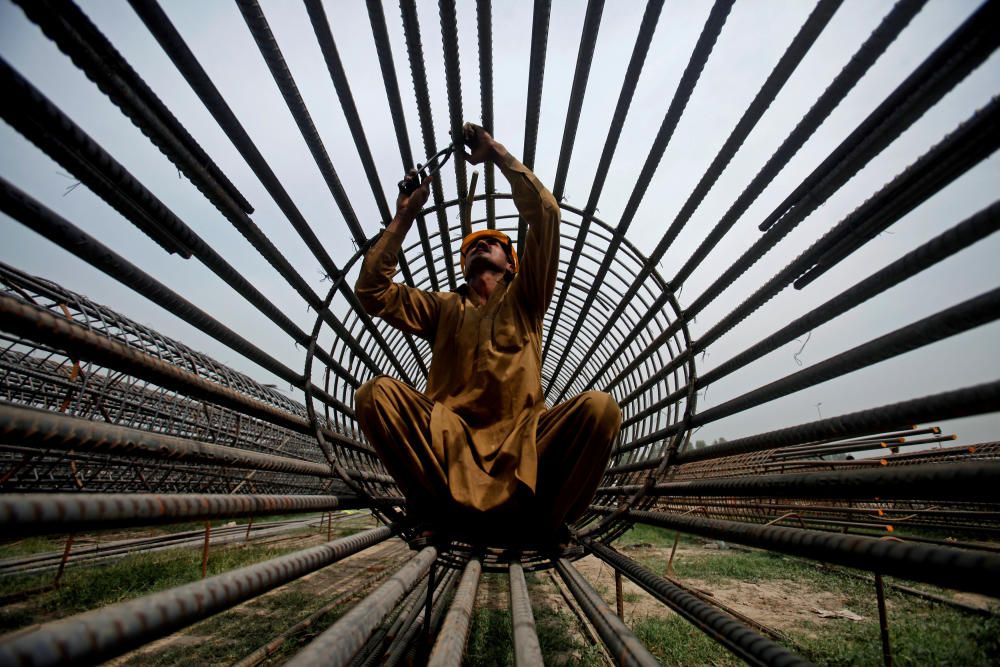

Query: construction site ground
[1,516,997,666]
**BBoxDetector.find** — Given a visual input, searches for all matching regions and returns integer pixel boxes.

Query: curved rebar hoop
[0,0,998,664]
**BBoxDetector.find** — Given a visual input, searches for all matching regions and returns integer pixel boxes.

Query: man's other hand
[396,170,432,222]
[463,122,496,165]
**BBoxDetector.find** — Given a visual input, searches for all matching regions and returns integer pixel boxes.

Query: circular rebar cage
[1,0,998,665]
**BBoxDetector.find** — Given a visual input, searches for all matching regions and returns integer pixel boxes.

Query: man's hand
[463,122,504,165]
[395,170,432,224]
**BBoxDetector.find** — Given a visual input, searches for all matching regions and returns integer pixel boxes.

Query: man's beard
[465,253,508,278]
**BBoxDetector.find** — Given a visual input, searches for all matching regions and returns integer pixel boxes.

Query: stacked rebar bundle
[1,0,998,665]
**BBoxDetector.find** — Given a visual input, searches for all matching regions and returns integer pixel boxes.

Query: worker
[354,123,621,545]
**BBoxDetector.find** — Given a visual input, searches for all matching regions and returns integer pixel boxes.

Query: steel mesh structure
[1,0,998,665]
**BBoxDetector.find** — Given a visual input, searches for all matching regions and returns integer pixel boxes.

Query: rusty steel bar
[0,403,350,478]
[599,461,1000,502]
[509,560,544,667]
[285,546,437,667]
[0,493,360,537]
[595,507,1000,598]
[0,176,353,413]
[672,380,1000,464]
[428,557,482,667]
[554,557,660,666]
[515,0,552,255]
[583,539,813,666]
[0,525,395,667]
[362,0,438,288]
[476,0,496,229]
[544,0,734,397]
[0,293,367,451]
[399,0,457,290]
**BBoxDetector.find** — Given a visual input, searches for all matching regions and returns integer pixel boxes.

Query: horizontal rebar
[596,507,1000,597]
[0,525,395,667]
[583,539,813,667]
[0,493,360,536]
[0,293,366,451]
[671,380,1000,463]
[598,461,1000,501]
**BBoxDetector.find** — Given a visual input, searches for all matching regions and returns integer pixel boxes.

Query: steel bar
[622,200,1000,428]
[129,0,427,372]
[584,539,813,667]
[598,461,1000,502]
[286,546,438,667]
[0,493,361,536]
[400,0,457,290]
[673,380,1000,464]
[554,557,660,667]
[0,57,193,257]
[538,0,663,363]
[875,573,893,667]
[476,0,496,229]
[582,0,934,398]
[386,568,459,667]
[516,0,552,255]
[554,0,840,399]
[544,0,734,397]
[0,177,352,416]
[550,0,604,201]
[427,557,482,667]
[0,403,343,478]
[438,0,470,210]
[597,507,1000,597]
[234,0,417,384]
[363,0,438,289]
[0,525,396,667]
[678,1,996,334]
[0,294,366,451]
[13,0,249,214]
[689,285,1000,426]
[509,560,544,666]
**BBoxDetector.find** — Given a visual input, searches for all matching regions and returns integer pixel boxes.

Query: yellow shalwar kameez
[354,153,620,537]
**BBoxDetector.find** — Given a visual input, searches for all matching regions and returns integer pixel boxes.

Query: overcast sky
[1,0,997,452]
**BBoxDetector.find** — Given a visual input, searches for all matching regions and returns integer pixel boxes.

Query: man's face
[464,236,513,277]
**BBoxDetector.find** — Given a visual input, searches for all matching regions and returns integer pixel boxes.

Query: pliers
[397,143,454,195]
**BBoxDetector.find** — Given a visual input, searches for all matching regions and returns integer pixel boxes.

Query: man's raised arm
[354,173,440,340]
[464,124,560,315]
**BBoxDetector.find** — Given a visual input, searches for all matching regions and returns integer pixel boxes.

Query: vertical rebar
[875,573,893,667]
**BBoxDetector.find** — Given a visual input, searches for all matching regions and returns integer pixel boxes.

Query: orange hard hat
[459,229,519,275]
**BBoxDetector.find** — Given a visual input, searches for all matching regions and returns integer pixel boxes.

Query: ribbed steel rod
[0,177,353,413]
[554,558,660,666]
[509,560,544,667]
[0,296,367,451]
[538,0,663,364]
[427,558,482,667]
[0,526,395,667]
[0,403,346,479]
[0,493,361,536]
[363,0,438,289]
[557,0,842,400]
[599,461,1000,502]
[544,0,734,397]
[400,0,457,290]
[476,0,496,229]
[578,0,932,397]
[622,380,1000,461]
[596,507,1000,598]
[688,286,1000,426]
[286,546,437,667]
[623,200,1000,428]
[516,0,551,254]
[583,539,813,667]
[438,0,470,217]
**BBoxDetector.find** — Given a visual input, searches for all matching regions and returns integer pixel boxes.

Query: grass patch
[615,524,699,548]
[463,604,603,665]
[633,614,741,666]
[0,537,312,634]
